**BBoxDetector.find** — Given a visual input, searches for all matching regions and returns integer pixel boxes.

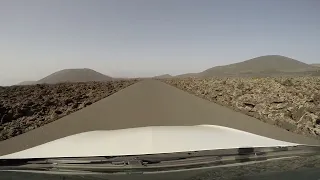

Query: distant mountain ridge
[177,55,319,78]
[153,74,173,79]
[16,55,320,85]
[17,68,113,85]
[38,68,112,84]
[17,81,37,85]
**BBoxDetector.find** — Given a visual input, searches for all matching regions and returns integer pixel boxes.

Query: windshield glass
[1,1,319,180]
[1,150,320,180]
[1,146,320,180]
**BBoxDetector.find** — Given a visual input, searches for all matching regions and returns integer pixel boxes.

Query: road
[0,80,319,155]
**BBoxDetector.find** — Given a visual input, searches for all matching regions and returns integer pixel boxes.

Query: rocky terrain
[162,77,320,139]
[0,80,138,141]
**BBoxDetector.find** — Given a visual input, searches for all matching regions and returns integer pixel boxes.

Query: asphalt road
[0,80,319,155]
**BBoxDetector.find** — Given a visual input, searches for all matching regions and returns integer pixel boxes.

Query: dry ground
[161,77,320,139]
[0,80,138,141]
[1,80,319,156]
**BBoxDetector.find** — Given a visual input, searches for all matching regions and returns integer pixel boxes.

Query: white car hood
[0,125,299,159]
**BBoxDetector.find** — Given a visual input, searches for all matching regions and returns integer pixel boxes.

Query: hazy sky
[1,0,319,85]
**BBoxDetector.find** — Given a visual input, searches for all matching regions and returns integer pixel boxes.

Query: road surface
[0,80,319,155]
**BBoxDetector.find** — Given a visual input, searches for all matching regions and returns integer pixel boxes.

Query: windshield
[1,1,320,180]
[1,145,320,180]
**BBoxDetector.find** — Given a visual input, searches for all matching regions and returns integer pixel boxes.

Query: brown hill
[17,81,38,85]
[154,74,173,79]
[175,73,198,78]
[177,55,319,77]
[37,68,112,84]
[311,64,320,67]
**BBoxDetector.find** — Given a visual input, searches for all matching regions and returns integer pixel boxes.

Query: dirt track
[0,80,319,155]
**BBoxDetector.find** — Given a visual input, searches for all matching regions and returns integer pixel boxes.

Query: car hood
[0,125,299,159]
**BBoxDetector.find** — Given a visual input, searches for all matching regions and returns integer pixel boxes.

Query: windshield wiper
[0,145,319,173]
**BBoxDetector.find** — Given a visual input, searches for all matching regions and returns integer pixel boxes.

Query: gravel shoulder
[161,77,320,139]
[0,80,138,141]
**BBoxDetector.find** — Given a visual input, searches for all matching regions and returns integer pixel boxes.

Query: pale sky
[0,0,319,85]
